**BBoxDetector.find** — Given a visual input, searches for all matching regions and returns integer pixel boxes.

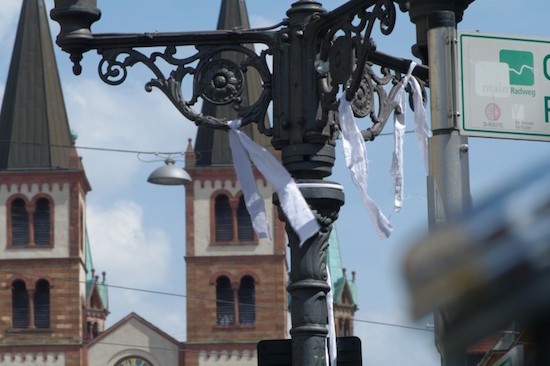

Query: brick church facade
[0,0,108,364]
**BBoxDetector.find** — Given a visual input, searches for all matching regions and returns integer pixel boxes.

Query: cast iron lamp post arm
[50,1,427,365]
[310,0,428,143]
[51,1,427,139]
[95,39,276,133]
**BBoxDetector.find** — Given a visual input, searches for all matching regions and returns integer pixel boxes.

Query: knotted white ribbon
[391,62,415,212]
[391,62,431,212]
[339,96,393,239]
[228,119,320,245]
[411,72,431,172]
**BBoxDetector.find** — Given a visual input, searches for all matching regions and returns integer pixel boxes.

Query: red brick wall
[0,172,88,366]
[185,255,288,343]
[0,258,85,365]
[0,259,85,340]
[184,163,289,366]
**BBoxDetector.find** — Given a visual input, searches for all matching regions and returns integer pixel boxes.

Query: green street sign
[459,32,550,141]
[499,49,534,86]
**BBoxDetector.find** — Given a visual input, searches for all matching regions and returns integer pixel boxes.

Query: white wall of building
[199,349,257,366]
[193,178,276,257]
[87,316,180,366]
[0,353,65,365]
[0,183,71,259]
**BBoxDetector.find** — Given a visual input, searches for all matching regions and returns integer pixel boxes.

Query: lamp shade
[147,159,191,185]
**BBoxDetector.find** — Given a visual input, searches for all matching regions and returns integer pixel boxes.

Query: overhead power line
[0,268,433,333]
[0,129,416,156]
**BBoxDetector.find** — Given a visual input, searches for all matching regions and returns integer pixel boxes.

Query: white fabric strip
[228,120,270,239]
[338,97,393,238]
[410,75,432,171]
[228,119,320,245]
[390,62,432,213]
[326,264,337,366]
[391,62,416,212]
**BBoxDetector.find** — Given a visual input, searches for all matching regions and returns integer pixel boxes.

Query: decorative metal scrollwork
[97,43,273,135]
[86,0,426,143]
[315,0,423,141]
[197,59,244,105]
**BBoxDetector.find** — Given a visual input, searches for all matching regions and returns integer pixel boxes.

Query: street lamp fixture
[147,158,192,186]
[50,0,473,364]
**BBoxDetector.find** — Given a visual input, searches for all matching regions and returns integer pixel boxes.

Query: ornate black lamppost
[51,1,472,364]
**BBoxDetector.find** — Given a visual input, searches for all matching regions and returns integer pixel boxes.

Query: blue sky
[1,1,550,365]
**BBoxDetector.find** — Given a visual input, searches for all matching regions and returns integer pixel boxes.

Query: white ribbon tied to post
[339,95,393,239]
[410,68,431,172]
[391,61,431,212]
[227,119,320,245]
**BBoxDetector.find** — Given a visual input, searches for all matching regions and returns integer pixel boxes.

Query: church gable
[86,313,182,366]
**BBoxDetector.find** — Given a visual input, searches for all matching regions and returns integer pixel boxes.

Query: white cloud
[64,77,195,150]
[62,76,196,194]
[84,200,188,339]
[86,200,172,288]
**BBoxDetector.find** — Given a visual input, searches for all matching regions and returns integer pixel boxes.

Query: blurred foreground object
[404,159,550,362]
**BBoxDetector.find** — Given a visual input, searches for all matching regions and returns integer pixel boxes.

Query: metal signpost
[459,32,550,142]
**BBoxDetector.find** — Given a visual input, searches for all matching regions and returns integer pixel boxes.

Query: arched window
[8,196,54,247]
[237,196,254,241]
[215,195,233,241]
[343,319,351,336]
[34,279,50,329]
[12,280,29,328]
[216,276,234,325]
[34,198,51,245]
[238,275,255,325]
[11,199,29,245]
[116,357,152,366]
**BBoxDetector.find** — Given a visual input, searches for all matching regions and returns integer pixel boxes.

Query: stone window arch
[10,278,52,330]
[34,279,50,329]
[214,193,233,242]
[10,197,29,245]
[216,275,234,325]
[7,195,54,247]
[238,275,255,325]
[11,279,29,328]
[211,191,257,244]
[33,197,52,245]
[115,356,152,366]
[236,195,254,241]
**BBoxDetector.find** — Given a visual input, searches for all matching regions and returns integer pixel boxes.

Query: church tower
[184,1,288,365]
[0,1,106,365]
[327,229,358,338]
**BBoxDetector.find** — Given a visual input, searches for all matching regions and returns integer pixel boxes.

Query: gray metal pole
[426,11,471,366]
